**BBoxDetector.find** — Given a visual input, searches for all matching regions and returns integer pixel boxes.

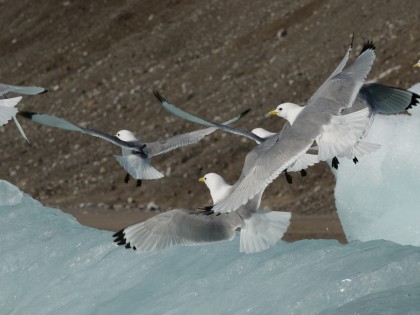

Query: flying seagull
[0,82,47,143]
[153,91,318,184]
[267,50,419,169]
[205,41,376,213]
[19,107,249,187]
[113,172,290,253]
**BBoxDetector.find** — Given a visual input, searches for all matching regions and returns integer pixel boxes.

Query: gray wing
[0,83,47,97]
[307,35,354,105]
[113,208,244,252]
[154,91,264,144]
[18,111,143,153]
[212,43,376,213]
[145,126,217,157]
[305,42,376,115]
[212,127,312,212]
[349,83,420,114]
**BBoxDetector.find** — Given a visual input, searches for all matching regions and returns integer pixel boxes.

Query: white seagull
[267,44,419,169]
[154,91,319,184]
[113,172,291,253]
[0,82,47,143]
[208,41,376,213]
[19,107,249,187]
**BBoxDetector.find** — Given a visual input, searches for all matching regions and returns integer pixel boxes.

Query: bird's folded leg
[300,169,307,177]
[136,179,142,187]
[124,173,130,184]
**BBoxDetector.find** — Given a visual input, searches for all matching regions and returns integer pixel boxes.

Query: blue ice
[334,84,420,245]
[1,180,420,314]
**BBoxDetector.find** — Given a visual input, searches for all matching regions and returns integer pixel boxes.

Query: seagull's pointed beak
[414,63,420,69]
[265,110,278,118]
[198,177,205,183]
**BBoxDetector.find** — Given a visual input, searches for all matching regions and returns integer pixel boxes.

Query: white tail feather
[0,97,22,126]
[318,108,370,161]
[239,210,291,254]
[114,155,164,180]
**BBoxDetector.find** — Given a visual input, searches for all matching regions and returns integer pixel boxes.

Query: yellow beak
[266,110,278,117]
[414,63,420,69]
[199,177,205,183]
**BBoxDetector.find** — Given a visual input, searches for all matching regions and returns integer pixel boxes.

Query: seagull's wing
[154,91,264,144]
[307,34,354,105]
[113,208,244,252]
[0,97,21,126]
[145,127,217,157]
[0,83,47,96]
[212,127,312,212]
[350,83,420,114]
[305,41,376,114]
[212,42,376,213]
[18,111,141,152]
[114,155,164,179]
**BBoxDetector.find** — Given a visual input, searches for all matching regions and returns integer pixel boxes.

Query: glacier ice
[1,180,420,314]
[334,84,420,245]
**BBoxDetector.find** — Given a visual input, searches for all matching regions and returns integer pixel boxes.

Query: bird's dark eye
[279,108,282,111]
[204,177,207,180]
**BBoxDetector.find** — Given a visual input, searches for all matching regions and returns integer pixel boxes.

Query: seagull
[0,82,47,143]
[154,91,319,184]
[19,107,249,187]
[267,66,419,169]
[113,172,291,253]
[194,40,375,213]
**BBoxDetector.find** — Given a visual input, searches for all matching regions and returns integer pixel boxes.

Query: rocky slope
[1,0,419,242]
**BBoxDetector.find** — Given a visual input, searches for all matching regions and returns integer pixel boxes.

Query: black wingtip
[406,92,420,110]
[112,228,124,238]
[240,108,251,118]
[197,205,214,213]
[359,41,376,55]
[113,229,127,245]
[153,90,167,103]
[39,89,49,95]
[17,111,37,119]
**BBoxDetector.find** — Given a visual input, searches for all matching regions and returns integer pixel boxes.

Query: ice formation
[1,180,420,314]
[334,84,420,245]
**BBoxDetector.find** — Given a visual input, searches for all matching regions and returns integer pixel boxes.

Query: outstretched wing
[307,34,354,105]
[0,83,47,97]
[113,208,244,252]
[212,42,376,213]
[353,83,420,114]
[18,111,142,152]
[154,91,264,144]
[145,127,217,157]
